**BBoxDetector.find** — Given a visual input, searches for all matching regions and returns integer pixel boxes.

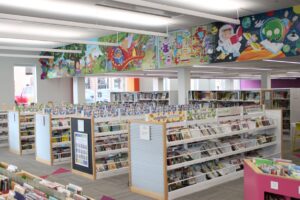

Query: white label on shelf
[140,125,151,141]
[78,120,84,132]
[270,181,278,190]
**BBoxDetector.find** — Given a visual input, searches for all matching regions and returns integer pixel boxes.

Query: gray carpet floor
[0,141,297,200]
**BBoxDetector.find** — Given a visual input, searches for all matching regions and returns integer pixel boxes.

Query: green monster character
[261,18,285,42]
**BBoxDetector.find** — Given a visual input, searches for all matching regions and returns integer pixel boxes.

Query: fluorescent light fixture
[287,71,300,74]
[263,59,300,65]
[0,21,83,38]
[0,46,81,53]
[0,38,56,45]
[191,71,223,74]
[0,53,53,59]
[171,0,244,11]
[143,69,178,73]
[0,36,119,46]
[0,0,171,27]
[0,13,168,37]
[113,0,240,24]
[193,65,272,71]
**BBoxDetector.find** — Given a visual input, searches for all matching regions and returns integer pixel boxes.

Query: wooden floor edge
[72,169,95,180]
[36,157,52,166]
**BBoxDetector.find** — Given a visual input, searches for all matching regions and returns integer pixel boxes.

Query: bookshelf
[110,91,178,105]
[0,111,8,147]
[71,115,144,180]
[189,90,261,108]
[262,88,300,140]
[129,107,282,200]
[8,111,35,155]
[35,114,72,165]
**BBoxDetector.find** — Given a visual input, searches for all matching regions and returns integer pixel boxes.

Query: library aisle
[0,141,295,200]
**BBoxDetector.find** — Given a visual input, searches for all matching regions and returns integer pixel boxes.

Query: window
[163,78,170,91]
[14,66,37,105]
[97,78,109,89]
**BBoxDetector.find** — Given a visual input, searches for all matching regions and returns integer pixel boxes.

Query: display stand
[129,108,282,200]
[8,111,35,155]
[35,114,72,165]
[244,159,300,200]
[71,115,144,180]
[0,111,8,147]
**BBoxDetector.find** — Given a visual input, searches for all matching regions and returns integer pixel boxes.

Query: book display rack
[129,107,282,200]
[0,111,8,147]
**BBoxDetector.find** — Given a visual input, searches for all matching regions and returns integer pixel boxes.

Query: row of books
[167,135,275,166]
[168,158,244,192]
[52,119,70,128]
[0,174,9,194]
[96,153,128,173]
[52,131,70,143]
[53,147,71,160]
[167,117,273,142]
[95,122,127,133]
[94,136,128,152]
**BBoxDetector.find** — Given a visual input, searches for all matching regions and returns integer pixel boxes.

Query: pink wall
[240,79,300,89]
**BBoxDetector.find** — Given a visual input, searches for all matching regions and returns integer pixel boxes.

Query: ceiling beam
[0,13,168,37]
[112,0,240,24]
[0,46,81,53]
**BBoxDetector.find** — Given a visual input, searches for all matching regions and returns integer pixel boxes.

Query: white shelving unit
[8,111,36,155]
[0,111,8,147]
[129,107,282,200]
[110,91,178,105]
[71,115,144,180]
[35,114,72,165]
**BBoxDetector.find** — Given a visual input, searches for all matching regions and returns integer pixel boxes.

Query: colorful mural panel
[40,33,156,79]
[212,6,300,63]
[159,25,215,68]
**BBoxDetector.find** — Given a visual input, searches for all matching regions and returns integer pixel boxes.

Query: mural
[212,5,300,63]
[40,33,156,79]
[159,25,215,68]
[40,5,300,78]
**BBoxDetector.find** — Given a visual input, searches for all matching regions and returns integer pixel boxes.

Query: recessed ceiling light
[263,59,300,65]
[0,0,172,26]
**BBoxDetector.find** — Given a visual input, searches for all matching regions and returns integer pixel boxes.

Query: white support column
[261,72,271,89]
[177,68,191,105]
[153,78,164,91]
[73,77,86,104]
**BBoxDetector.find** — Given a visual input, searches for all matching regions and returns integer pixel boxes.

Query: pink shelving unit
[244,159,300,200]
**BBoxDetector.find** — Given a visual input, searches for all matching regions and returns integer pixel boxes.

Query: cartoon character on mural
[260,11,298,54]
[193,27,207,62]
[161,37,172,65]
[107,34,146,71]
[216,24,243,60]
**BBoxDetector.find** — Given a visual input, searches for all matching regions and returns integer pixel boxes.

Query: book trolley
[129,106,282,200]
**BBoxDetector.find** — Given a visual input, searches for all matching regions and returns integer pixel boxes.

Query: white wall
[139,77,154,91]
[0,57,72,105]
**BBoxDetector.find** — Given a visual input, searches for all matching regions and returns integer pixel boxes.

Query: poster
[74,132,89,168]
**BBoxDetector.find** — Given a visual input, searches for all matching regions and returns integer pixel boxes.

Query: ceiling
[0,0,299,79]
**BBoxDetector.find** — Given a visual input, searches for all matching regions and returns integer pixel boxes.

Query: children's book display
[0,111,8,148]
[0,162,93,200]
[129,106,282,200]
[8,111,36,155]
[244,158,300,200]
